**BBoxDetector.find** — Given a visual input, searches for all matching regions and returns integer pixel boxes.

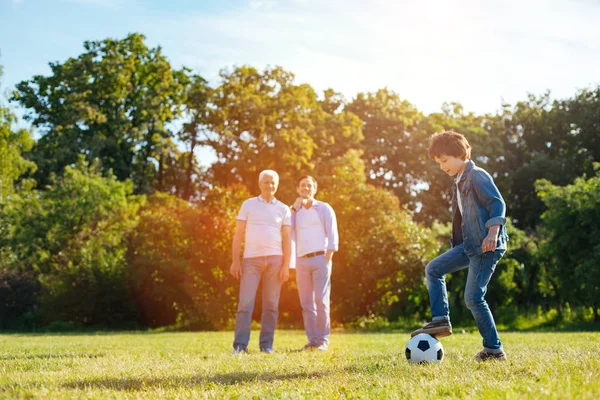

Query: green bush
[0,270,40,330]
[1,158,142,328]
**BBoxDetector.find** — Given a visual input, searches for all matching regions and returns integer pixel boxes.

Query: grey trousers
[296,254,331,346]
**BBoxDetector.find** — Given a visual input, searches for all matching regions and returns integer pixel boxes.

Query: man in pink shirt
[291,175,339,351]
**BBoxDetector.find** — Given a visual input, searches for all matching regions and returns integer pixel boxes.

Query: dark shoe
[232,346,249,355]
[300,343,317,351]
[260,348,274,354]
[473,349,507,362]
[410,319,452,338]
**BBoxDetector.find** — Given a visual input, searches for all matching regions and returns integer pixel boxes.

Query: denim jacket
[451,160,509,257]
[289,200,339,268]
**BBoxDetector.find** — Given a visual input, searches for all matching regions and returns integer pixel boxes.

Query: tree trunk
[548,277,563,316]
[183,124,197,201]
[157,150,164,191]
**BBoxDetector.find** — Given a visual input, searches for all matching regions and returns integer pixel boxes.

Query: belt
[300,251,325,258]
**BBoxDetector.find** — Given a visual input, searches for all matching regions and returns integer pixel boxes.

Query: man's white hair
[259,170,279,182]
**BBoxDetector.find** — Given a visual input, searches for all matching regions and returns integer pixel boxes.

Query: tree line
[1,33,598,330]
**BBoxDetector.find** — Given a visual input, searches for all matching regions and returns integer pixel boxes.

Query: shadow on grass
[338,321,600,334]
[63,371,329,391]
[0,330,157,337]
[504,321,600,333]
[0,353,105,361]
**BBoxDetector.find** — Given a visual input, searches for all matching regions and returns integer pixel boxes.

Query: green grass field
[1,330,599,399]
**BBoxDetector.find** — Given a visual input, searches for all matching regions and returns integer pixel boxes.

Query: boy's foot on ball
[411,319,452,338]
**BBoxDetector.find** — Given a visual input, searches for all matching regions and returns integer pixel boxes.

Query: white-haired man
[231,170,292,354]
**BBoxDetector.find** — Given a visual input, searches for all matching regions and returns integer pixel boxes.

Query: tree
[128,185,252,329]
[346,94,509,224]
[128,192,202,327]
[535,166,600,321]
[499,88,600,230]
[0,64,36,202]
[13,33,187,193]
[207,66,313,191]
[416,103,508,224]
[0,269,40,330]
[0,157,142,327]
[206,66,362,201]
[345,89,427,211]
[316,150,439,322]
[177,71,211,201]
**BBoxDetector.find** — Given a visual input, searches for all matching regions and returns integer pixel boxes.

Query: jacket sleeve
[472,169,507,228]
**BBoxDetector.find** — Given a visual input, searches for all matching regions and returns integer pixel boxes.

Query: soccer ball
[405,333,444,364]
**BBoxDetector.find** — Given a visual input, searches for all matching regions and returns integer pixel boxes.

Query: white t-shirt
[296,206,327,257]
[455,171,464,216]
[236,196,292,258]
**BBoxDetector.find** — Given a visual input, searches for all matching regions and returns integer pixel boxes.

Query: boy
[411,131,509,362]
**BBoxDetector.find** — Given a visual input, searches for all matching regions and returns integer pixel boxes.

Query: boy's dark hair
[428,131,472,161]
[297,175,318,188]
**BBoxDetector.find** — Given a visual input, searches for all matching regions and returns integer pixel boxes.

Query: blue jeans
[296,255,331,346]
[233,255,283,350]
[426,243,505,352]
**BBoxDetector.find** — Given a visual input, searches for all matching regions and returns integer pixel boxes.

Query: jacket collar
[456,160,475,184]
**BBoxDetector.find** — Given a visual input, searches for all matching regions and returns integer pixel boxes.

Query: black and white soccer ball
[405,333,444,364]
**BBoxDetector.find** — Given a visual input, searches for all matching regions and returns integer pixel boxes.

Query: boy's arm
[472,169,507,228]
[483,224,501,252]
[472,169,506,252]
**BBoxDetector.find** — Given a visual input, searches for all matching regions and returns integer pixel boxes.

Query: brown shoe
[473,349,507,362]
[410,319,452,338]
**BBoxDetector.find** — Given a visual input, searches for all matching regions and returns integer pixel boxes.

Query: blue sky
[1,0,599,133]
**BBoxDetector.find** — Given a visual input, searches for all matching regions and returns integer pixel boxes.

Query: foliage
[128,185,251,329]
[347,96,508,223]
[316,150,439,322]
[128,192,203,327]
[174,71,212,201]
[205,66,362,201]
[3,32,600,330]
[0,270,40,330]
[345,89,427,211]
[0,66,36,203]
[13,33,188,193]
[0,158,142,327]
[500,89,600,229]
[535,165,600,320]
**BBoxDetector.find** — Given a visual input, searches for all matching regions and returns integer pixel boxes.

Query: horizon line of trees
[1,33,598,331]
